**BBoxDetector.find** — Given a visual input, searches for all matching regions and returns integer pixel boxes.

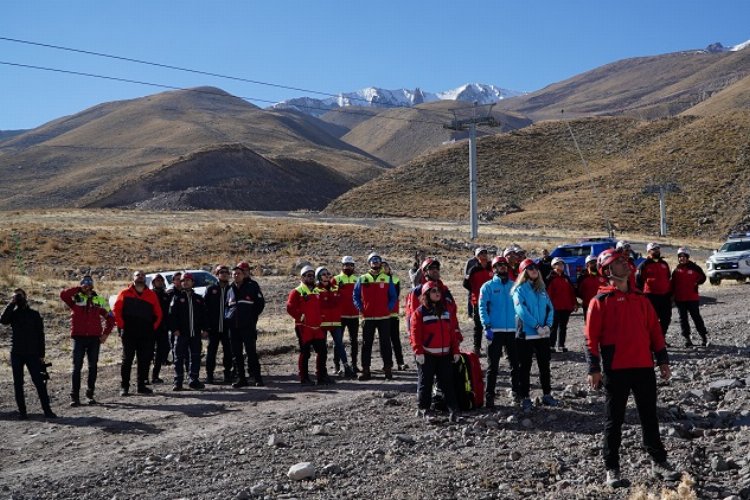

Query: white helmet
[585,255,597,264]
[615,240,630,250]
[502,247,516,257]
[300,265,315,276]
[551,257,565,267]
[646,242,660,252]
[341,256,355,265]
[677,247,690,257]
[367,252,381,263]
[315,266,329,279]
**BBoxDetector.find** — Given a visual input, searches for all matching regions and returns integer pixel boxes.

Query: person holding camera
[1,289,57,419]
[60,275,115,406]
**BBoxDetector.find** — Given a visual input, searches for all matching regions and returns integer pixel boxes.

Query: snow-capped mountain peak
[705,39,750,53]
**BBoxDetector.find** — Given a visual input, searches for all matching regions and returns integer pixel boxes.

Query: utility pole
[643,182,681,236]
[444,102,499,240]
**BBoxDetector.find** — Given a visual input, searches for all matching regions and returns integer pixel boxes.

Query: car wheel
[709,277,721,286]
[736,278,747,284]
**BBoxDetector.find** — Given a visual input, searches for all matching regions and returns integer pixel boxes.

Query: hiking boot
[136,386,153,395]
[521,398,533,413]
[358,368,372,381]
[300,376,315,386]
[351,364,359,374]
[485,397,495,410]
[18,411,28,420]
[684,339,695,348]
[541,394,559,407]
[334,364,341,375]
[416,408,436,422]
[85,389,97,405]
[151,377,164,384]
[232,379,249,388]
[188,380,205,390]
[557,346,569,353]
[172,384,183,392]
[448,411,460,423]
[69,395,80,407]
[398,363,409,371]
[383,366,393,380]
[316,375,336,386]
[605,469,625,488]
[700,334,708,347]
[344,365,356,379]
[119,387,129,397]
[652,461,681,481]
[44,410,58,419]
[205,374,215,385]
[253,377,265,387]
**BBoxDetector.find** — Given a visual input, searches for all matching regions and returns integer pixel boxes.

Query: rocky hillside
[326,112,750,239]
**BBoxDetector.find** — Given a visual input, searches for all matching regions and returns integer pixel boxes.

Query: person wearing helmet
[169,273,208,391]
[636,243,673,341]
[404,258,460,340]
[478,256,517,408]
[225,265,266,388]
[409,250,427,288]
[546,257,578,353]
[315,266,354,378]
[410,280,461,423]
[616,241,639,290]
[287,265,334,386]
[149,274,173,384]
[576,255,608,321]
[353,252,397,381]
[335,256,360,373]
[671,247,708,347]
[585,248,678,487]
[204,265,234,384]
[511,259,557,412]
[503,246,521,281]
[60,275,115,406]
[382,261,408,371]
[463,248,494,356]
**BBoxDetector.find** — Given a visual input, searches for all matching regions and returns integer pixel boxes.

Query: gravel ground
[0,282,748,499]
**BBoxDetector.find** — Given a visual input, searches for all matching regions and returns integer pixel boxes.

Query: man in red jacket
[60,276,115,406]
[586,249,679,488]
[546,257,578,352]
[463,248,494,356]
[636,243,673,341]
[672,247,708,347]
[113,271,163,396]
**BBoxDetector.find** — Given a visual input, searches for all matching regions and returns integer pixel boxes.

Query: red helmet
[236,261,251,271]
[597,248,623,272]
[182,272,195,282]
[491,256,508,267]
[420,258,440,273]
[421,280,441,296]
[518,258,537,274]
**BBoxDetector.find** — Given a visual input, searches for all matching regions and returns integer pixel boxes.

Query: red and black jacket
[113,285,162,332]
[576,272,608,310]
[546,272,577,312]
[671,261,706,302]
[585,285,669,374]
[286,283,325,343]
[463,262,493,306]
[169,290,207,338]
[410,304,460,357]
[60,287,115,338]
[636,258,672,295]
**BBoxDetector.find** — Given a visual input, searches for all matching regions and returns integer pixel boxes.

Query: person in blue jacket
[512,258,558,412]
[478,256,517,409]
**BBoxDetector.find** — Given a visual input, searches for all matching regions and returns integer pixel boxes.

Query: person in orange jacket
[671,247,708,347]
[546,257,578,352]
[113,270,163,396]
[287,265,334,386]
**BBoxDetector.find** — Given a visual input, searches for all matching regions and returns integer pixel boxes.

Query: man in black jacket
[169,273,207,391]
[226,265,266,387]
[150,274,172,384]
[1,289,57,419]
[204,265,233,384]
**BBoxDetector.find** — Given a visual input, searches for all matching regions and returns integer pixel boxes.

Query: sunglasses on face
[525,266,538,271]
[370,258,382,264]
[302,273,314,278]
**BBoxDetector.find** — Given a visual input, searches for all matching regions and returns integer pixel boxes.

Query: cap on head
[615,240,630,250]
[80,276,94,286]
[474,247,488,257]
[300,265,315,277]
[367,252,381,264]
[491,256,508,267]
[518,258,537,274]
[421,280,441,296]
[551,257,565,267]
[646,242,660,252]
[341,256,355,265]
[315,266,329,280]
[236,261,251,271]
[182,272,195,282]
[677,247,690,257]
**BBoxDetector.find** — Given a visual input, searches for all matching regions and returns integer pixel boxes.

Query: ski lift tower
[443,102,499,240]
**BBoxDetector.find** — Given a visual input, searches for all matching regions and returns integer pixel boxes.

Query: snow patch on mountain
[704,39,750,53]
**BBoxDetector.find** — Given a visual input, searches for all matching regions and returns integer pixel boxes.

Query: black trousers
[11,353,53,415]
[550,310,572,348]
[417,354,458,412]
[206,329,232,378]
[361,318,392,369]
[121,328,153,390]
[472,307,483,354]
[151,327,171,379]
[298,338,327,380]
[602,368,667,470]
[229,326,261,382]
[675,301,707,340]
[340,317,359,367]
[646,293,672,338]
[516,338,552,398]
[173,334,202,385]
[388,316,404,366]
[485,332,519,400]
[71,336,100,397]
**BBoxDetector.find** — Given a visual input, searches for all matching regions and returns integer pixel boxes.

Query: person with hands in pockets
[410,280,462,423]
[478,256,518,408]
[585,248,679,488]
[511,258,557,412]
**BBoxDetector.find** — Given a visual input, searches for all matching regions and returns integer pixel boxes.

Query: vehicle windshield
[551,245,592,258]
[191,273,219,288]
[719,241,750,252]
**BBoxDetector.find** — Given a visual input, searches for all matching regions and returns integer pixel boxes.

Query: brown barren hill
[326,112,750,239]
[682,73,750,116]
[0,87,384,210]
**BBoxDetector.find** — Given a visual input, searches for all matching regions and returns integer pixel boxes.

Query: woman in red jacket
[577,255,608,321]
[546,258,578,352]
[671,247,708,347]
[410,281,461,423]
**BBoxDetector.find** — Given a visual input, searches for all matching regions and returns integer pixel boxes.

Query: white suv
[706,233,750,285]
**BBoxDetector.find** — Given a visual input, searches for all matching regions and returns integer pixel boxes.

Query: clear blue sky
[1,0,748,130]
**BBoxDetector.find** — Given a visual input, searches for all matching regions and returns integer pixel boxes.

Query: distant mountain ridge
[272,83,523,117]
